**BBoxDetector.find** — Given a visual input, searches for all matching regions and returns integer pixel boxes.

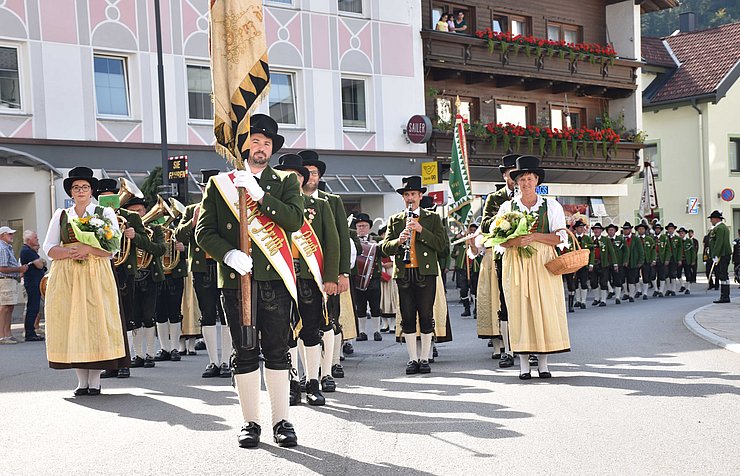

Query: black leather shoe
[405,360,420,375]
[356,332,368,342]
[643,295,649,300]
[273,420,298,447]
[607,292,615,299]
[538,371,552,379]
[100,369,118,379]
[194,340,206,351]
[499,354,514,368]
[117,368,130,378]
[628,297,635,303]
[88,387,101,396]
[684,290,691,295]
[373,331,382,341]
[237,422,261,448]
[621,294,630,301]
[598,301,606,307]
[591,300,600,306]
[419,360,431,374]
[487,339,494,347]
[219,363,231,378]
[492,351,501,359]
[187,350,198,356]
[679,286,686,293]
[305,379,325,406]
[380,327,390,333]
[635,292,643,298]
[170,350,181,361]
[519,373,531,380]
[25,334,44,341]
[342,342,354,355]
[652,291,659,297]
[154,349,170,361]
[289,380,301,406]
[528,355,538,366]
[202,363,220,378]
[74,387,89,396]
[130,356,145,368]
[143,355,155,368]
[331,364,344,378]
[321,375,336,392]
[615,298,621,304]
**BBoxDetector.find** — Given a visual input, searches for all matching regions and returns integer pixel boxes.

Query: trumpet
[401,204,414,264]
[113,177,144,267]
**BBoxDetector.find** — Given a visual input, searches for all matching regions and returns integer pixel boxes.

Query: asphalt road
[2,286,739,475]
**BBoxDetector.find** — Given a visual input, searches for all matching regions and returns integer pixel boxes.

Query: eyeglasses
[308,171,320,176]
[71,185,91,192]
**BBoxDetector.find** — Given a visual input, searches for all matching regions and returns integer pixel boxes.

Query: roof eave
[643,93,718,112]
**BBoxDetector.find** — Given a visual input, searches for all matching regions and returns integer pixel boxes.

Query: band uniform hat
[199,169,220,187]
[419,195,436,210]
[708,210,725,220]
[653,221,663,228]
[396,176,427,195]
[622,221,633,229]
[573,220,587,228]
[250,113,284,153]
[298,150,326,177]
[678,226,688,233]
[123,196,147,209]
[94,178,119,198]
[635,222,649,231]
[606,223,619,231]
[591,222,604,230]
[275,153,310,184]
[499,154,520,175]
[509,155,545,184]
[665,222,677,229]
[64,166,99,197]
[0,226,16,235]
[354,213,373,226]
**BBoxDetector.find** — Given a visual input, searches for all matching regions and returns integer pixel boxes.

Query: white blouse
[496,196,568,250]
[42,203,120,258]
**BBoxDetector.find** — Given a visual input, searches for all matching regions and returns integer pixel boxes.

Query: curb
[684,303,740,354]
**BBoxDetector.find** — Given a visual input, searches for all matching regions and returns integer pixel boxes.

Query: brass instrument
[162,197,187,272]
[137,196,173,270]
[113,177,144,267]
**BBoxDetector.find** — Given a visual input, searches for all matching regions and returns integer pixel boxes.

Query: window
[94,55,129,116]
[547,22,581,44]
[431,3,472,32]
[338,0,362,14]
[730,138,740,173]
[0,46,21,110]
[266,0,293,4]
[436,95,477,124]
[269,72,297,125]
[638,143,660,179]
[496,101,529,126]
[341,78,366,128]
[492,14,530,36]
[550,105,583,130]
[187,65,213,121]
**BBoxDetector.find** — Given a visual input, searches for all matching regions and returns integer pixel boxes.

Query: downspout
[690,99,707,236]
[49,169,56,214]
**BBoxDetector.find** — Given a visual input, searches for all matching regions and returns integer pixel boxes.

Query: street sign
[64,199,74,208]
[687,197,699,215]
[421,161,439,185]
[168,155,188,182]
[427,190,447,206]
[406,115,433,144]
[720,188,735,202]
[536,185,549,195]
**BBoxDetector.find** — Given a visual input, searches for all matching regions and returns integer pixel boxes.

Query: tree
[641,0,739,37]
[140,166,163,209]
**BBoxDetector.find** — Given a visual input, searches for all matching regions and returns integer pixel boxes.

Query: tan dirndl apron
[476,248,502,339]
[181,272,201,337]
[380,277,398,315]
[502,241,570,354]
[338,288,357,340]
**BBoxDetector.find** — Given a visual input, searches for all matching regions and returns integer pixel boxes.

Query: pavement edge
[684,303,740,354]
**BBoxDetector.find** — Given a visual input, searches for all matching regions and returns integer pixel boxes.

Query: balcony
[421,30,639,99]
[428,130,643,184]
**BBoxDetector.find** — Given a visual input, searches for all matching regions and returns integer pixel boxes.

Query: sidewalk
[684,300,740,353]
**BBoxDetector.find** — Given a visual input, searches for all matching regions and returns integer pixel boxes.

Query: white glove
[223,249,253,276]
[233,170,265,202]
[713,256,719,264]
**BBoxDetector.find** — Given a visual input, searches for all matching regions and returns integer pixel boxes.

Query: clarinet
[402,204,414,264]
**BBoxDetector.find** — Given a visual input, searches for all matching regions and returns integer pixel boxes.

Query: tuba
[161,197,187,272]
[138,196,173,270]
[113,177,144,267]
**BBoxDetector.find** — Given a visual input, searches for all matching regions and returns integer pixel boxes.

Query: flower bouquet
[69,215,121,255]
[484,211,538,257]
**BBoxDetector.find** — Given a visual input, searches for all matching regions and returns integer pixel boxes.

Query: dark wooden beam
[494,75,525,88]
[524,78,553,91]
[551,82,580,94]
[603,88,634,99]
[430,68,462,81]
[464,72,491,84]
[579,85,608,97]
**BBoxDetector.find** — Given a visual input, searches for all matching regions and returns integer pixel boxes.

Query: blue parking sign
[536,185,549,195]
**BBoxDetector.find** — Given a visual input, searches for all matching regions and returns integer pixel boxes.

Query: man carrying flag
[448,99,474,228]
[199,1,304,449]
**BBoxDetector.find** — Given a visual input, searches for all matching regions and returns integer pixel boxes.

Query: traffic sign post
[687,197,699,215]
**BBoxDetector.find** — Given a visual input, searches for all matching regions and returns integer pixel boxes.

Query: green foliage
[641,0,739,37]
[141,166,163,208]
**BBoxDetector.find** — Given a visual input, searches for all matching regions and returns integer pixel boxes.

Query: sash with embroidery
[293,216,328,326]
[212,172,298,303]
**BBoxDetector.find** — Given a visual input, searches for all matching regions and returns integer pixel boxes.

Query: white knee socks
[304,344,322,381]
[405,334,418,362]
[538,354,549,373]
[202,326,219,365]
[144,326,156,356]
[332,333,342,366]
[132,329,143,358]
[420,333,433,362]
[169,323,181,352]
[297,340,307,376]
[220,324,232,364]
[75,369,89,388]
[264,368,290,426]
[520,353,531,374]
[288,346,300,381]
[88,370,102,390]
[321,329,334,378]
[156,322,170,352]
[371,316,381,334]
[501,321,511,355]
[357,316,367,334]
[127,330,134,356]
[234,370,261,424]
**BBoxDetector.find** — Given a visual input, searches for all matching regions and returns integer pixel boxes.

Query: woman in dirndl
[497,156,570,379]
[42,167,127,396]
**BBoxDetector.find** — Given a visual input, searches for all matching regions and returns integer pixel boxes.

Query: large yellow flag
[209,0,270,167]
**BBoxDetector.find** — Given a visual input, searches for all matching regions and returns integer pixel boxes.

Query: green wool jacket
[297,194,340,284]
[591,235,617,267]
[451,242,466,269]
[480,186,513,234]
[709,222,732,258]
[680,237,697,264]
[610,235,629,266]
[116,208,151,276]
[658,233,678,262]
[638,234,657,264]
[318,190,351,276]
[145,224,167,283]
[573,234,594,265]
[438,231,451,270]
[623,233,645,268]
[175,203,211,274]
[195,166,304,289]
[381,208,447,278]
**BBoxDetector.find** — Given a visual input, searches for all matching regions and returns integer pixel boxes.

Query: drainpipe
[691,99,708,236]
[49,169,56,214]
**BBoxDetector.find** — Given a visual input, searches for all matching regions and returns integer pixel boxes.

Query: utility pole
[154,0,170,194]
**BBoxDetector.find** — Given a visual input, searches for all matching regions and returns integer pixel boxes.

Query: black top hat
[622,221,633,229]
[199,169,220,186]
[396,176,427,195]
[498,154,520,175]
[509,155,545,184]
[591,222,604,230]
[124,196,147,209]
[64,166,99,197]
[94,178,119,198]
[606,223,619,231]
[573,220,587,228]
[419,195,435,210]
[298,150,326,177]
[354,213,372,226]
[665,222,677,229]
[274,153,310,184]
[250,114,284,153]
[708,210,725,220]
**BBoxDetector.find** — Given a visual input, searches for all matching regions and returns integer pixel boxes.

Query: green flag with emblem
[448,98,473,227]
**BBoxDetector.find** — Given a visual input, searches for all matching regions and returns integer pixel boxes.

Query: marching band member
[590,223,616,306]
[677,227,696,294]
[621,222,644,302]
[571,221,593,310]
[606,224,626,304]
[352,213,383,342]
[708,210,732,303]
[380,176,447,375]
[636,223,656,300]
[378,226,397,334]
[196,114,304,448]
